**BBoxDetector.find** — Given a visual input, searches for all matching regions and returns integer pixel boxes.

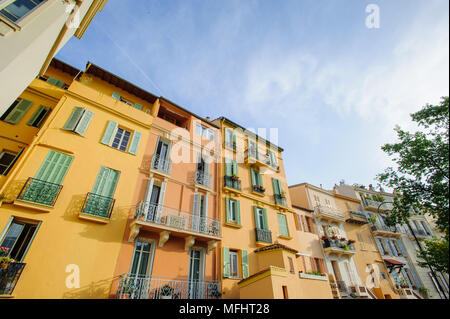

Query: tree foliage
[377,96,449,274]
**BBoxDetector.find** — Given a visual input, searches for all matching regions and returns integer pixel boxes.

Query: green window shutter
[225,158,232,176]
[250,168,256,186]
[47,77,64,88]
[128,131,142,155]
[134,103,143,110]
[224,128,231,145]
[92,166,120,197]
[26,105,45,126]
[101,121,118,145]
[253,206,260,229]
[263,208,269,230]
[232,132,237,146]
[272,178,281,195]
[63,107,85,131]
[241,250,249,279]
[4,99,33,124]
[159,181,167,206]
[278,214,289,237]
[257,171,263,187]
[232,160,238,176]
[112,91,121,100]
[225,197,231,222]
[35,150,73,184]
[236,200,241,226]
[74,109,94,136]
[223,247,230,278]
[277,179,283,193]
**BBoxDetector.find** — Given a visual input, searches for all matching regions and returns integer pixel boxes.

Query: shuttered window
[223,247,230,278]
[225,197,241,225]
[241,250,249,278]
[35,150,73,184]
[272,178,282,195]
[91,166,120,197]
[277,213,289,237]
[63,107,94,136]
[101,120,141,155]
[26,105,51,128]
[254,206,268,230]
[46,77,65,88]
[1,98,33,124]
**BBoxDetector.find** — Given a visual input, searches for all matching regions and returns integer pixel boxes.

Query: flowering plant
[0,247,9,257]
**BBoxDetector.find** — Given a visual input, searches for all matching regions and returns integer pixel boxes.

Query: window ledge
[251,190,266,197]
[278,235,292,240]
[256,241,272,247]
[0,294,15,298]
[299,273,328,281]
[12,200,53,212]
[224,222,242,229]
[78,212,111,224]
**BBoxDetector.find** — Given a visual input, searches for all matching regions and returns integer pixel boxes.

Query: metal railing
[194,170,212,188]
[224,176,241,191]
[116,274,221,299]
[0,262,25,295]
[364,199,393,210]
[255,228,272,244]
[134,202,221,237]
[17,177,63,207]
[151,153,171,174]
[336,280,351,296]
[245,149,279,170]
[81,192,115,218]
[322,237,356,251]
[274,194,287,207]
[370,223,398,234]
[346,211,368,224]
[252,185,265,194]
[314,205,345,221]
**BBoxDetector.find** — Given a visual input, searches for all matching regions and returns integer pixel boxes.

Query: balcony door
[84,166,120,217]
[188,247,205,298]
[128,239,155,299]
[192,193,207,233]
[153,138,171,172]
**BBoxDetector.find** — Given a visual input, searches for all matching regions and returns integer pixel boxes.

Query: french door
[188,248,205,299]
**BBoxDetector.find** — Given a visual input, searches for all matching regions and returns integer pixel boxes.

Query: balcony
[364,199,393,212]
[16,177,63,207]
[255,228,272,244]
[224,176,241,191]
[314,205,345,223]
[0,262,26,296]
[116,274,221,299]
[79,192,115,221]
[151,153,171,175]
[224,141,237,151]
[194,171,212,189]
[370,223,401,238]
[322,237,356,256]
[345,211,368,225]
[252,185,266,195]
[130,202,221,249]
[244,149,279,171]
[274,194,287,207]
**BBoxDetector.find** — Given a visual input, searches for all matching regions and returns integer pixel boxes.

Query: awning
[384,258,405,265]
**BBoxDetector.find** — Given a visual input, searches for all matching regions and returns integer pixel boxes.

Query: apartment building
[0,0,108,116]
[0,57,159,298]
[289,183,371,299]
[112,93,222,300]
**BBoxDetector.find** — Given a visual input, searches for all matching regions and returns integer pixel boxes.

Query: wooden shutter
[383,238,393,255]
[278,213,289,237]
[236,200,241,226]
[262,208,269,230]
[46,77,64,88]
[63,107,85,131]
[134,103,143,110]
[294,213,300,230]
[224,128,231,145]
[250,168,256,186]
[224,158,232,176]
[101,121,118,145]
[309,217,316,234]
[26,105,45,126]
[203,192,208,217]
[223,247,230,278]
[241,250,249,278]
[232,160,238,176]
[144,178,154,203]
[74,109,94,136]
[357,233,366,250]
[396,239,407,256]
[320,258,328,273]
[272,178,281,195]
[301,215,308,232]
[112,91,121,100]
[92,166,120,197]
[257,171,263,187]
[374,237,385,255]
[4,99,33,124]
[310,257,317,272]
[128,131,142,155]
[35,150,73,184]
[253,206,260,228]
[225,197,231,222]
[193,193,200,216]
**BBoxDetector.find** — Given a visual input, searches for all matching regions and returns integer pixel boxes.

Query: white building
[0,0,108,115]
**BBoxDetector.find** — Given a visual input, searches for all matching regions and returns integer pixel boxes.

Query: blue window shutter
[101,121,118,145]
[128,131,142,155]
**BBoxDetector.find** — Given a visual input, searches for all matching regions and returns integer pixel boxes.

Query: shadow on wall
[62,274,122,299]
[61,194,134,243]
[1,179,27,201]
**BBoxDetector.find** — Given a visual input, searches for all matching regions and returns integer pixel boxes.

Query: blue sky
[56,0,449,189]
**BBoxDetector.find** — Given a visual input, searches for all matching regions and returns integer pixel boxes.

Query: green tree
[377,96,449,275]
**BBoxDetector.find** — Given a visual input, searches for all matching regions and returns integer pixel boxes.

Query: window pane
[0,0,43,22]
[1,222,24,250]
[0,152,17,174]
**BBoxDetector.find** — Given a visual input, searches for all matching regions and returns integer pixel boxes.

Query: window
[224,128,236,149]
[0,0,45,22]
[0,218,40,262]
[101,121,142,155]
[0,151,17,175]
[251,168,263,191]
[278,213,289,237]
[0,98,33,124]
[195,123,214,141]
[282,286,289,299]
[256,207,266,229]
[63,107,94,136]
[229,250,239,278]
[26,105,50,128]
[226,198,240,224]
[303,216,314,233]
[288,257,295,274]
[46,77,65,88]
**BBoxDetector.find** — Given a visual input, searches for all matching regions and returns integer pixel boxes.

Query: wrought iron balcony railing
[364,199,393,210]
[17,177,63,206]
[370,223,398,234]
[255,228,272,244]
[336,280,351,295]
[151,153,171,174]
[0,262,25,295]
[314,205,345,222]
[346,211,368,224]
[81,192,115,219]
[134,202,221,238]
[322,237,356,251]
[274,194,287,207]
[224,175,241,191]
[116,274,221,299]
[195,170,212,188]
[245,149,279,170]
[252,185,265,194]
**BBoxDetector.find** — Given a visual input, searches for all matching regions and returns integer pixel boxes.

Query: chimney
[205,117,210,121]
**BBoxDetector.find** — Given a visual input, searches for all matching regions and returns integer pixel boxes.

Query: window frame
[0,218,40,262]
[111,126,132,152]
[0,0,46,23]
[229,250,240,279]
[0,150,17,175]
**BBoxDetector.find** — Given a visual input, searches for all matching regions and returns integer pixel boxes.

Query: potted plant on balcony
[160,284,174,299]
[208,282,222,299]
[0,247,12,269]
[419,286,430,299]
[280,191,286,198]
[368,216,377,224]
[331,235,337,240]
[231,174,239,181]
